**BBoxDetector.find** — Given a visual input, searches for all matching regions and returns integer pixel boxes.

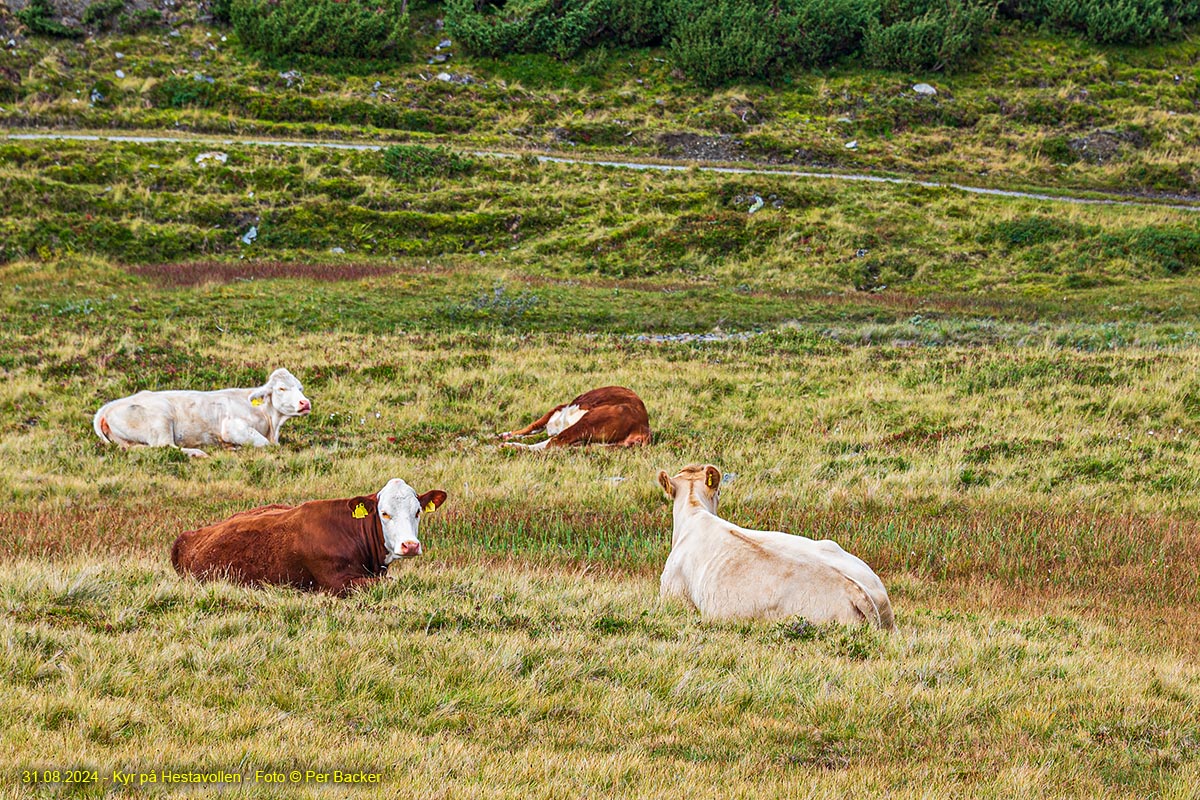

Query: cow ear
[657,471,675,498]
[348,496,377,520]
[418,490,447,514]
[248,385,271,407]
[704,466,722,491]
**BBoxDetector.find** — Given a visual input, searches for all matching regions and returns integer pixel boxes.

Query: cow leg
[220,418,272,449]
[504,438,551,451]
[499,403,567,439]
[108,409,210,457]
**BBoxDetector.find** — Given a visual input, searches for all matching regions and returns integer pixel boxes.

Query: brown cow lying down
[171,479,447,596]
[500,386,651,451]
[658,465,894,629]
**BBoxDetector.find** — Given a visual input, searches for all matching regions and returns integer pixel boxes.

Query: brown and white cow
[500,386,650,450]
[171,479,447,596]
[657,465,894,629]
[94,368,311,458]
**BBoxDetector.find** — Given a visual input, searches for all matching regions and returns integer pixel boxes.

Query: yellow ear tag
[706,474,714,487]
[352,503,369,519]
[250,397,263,407]
[424,501,437,513]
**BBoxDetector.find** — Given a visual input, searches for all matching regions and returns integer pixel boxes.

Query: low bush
[16,0,82,37]
[230,0,411,59]
[81,0,124,28]
[380,144,476,181]
[1003,0,1200,44]
[863,0,996,72]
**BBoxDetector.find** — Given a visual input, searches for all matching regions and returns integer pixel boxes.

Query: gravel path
[7,131,1199,213]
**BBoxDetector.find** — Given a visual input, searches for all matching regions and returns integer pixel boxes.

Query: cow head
[657,464,721,514]
[249,368,311,417]
[376,478,447,562]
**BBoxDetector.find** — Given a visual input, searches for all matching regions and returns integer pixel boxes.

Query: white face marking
[267,369,311,417]
[376,478,423,563]
[546,404,587,436]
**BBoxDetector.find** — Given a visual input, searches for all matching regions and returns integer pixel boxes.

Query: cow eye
[381,512,391,520]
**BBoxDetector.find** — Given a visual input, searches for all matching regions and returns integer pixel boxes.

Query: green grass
[1,138,1198,317]
[1,16,1199,197]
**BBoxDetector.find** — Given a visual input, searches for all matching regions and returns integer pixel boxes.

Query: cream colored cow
[657,465,894,629]
[93,368,311,458]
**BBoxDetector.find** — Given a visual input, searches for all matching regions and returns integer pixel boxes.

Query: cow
[657,464,894,629]
[93,368,311,458]
[499,386,651,451]
[171,478,447,596]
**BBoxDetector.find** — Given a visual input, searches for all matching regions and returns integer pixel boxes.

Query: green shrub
[444,0,616,58]
[117,7,163,31]
[985,216,1096,246]
[230,0,411,59]
[669,0,878,86]
[1003,0,1200,44]
[210,0,233,24]
[149,76,219,109]
[863,0,996,72]
[82,0,124,27]
[380,145,476,182]
[17,0,83,37]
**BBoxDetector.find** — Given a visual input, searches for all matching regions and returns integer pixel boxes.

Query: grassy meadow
[4,10,1200,798]
[4,306,1200,797]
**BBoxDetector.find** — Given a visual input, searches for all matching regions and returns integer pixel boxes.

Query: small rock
[913,83,937,96]
[89,89,104,104]
[429,54,448,64]
[845,140,858,149]
[329,246,345,254]
[837,116,852,123]
[194,151,227,166]
[115,52,124,59]
[279,69,302,87]
[241,226,257,245]
[747,195,764,214]
[114,69,125,78]
[436,38,452,49]
[169,29,181,36]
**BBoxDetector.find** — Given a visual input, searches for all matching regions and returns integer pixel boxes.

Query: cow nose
[298,399,311,413]
[399,541,422,557]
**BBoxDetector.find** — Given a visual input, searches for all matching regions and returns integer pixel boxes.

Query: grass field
[4,7,1200,798]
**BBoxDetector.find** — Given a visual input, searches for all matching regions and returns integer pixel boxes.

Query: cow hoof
[182,448,209,458]
[498,431,514,440]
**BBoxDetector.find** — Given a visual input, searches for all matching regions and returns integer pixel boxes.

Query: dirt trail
[7,131,1199,213]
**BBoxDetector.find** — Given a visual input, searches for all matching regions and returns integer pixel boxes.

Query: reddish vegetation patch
[126,261,400,286]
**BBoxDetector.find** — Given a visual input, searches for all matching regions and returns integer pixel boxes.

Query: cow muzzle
[297,399,312,414]
[399,541,422,558]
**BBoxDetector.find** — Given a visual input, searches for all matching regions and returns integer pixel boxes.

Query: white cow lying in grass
[657,464,894,629]
[93,368,311,458]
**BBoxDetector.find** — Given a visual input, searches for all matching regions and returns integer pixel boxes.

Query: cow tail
[93,404,111,443]
[170,534,188,575]
[844,574,894,631]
